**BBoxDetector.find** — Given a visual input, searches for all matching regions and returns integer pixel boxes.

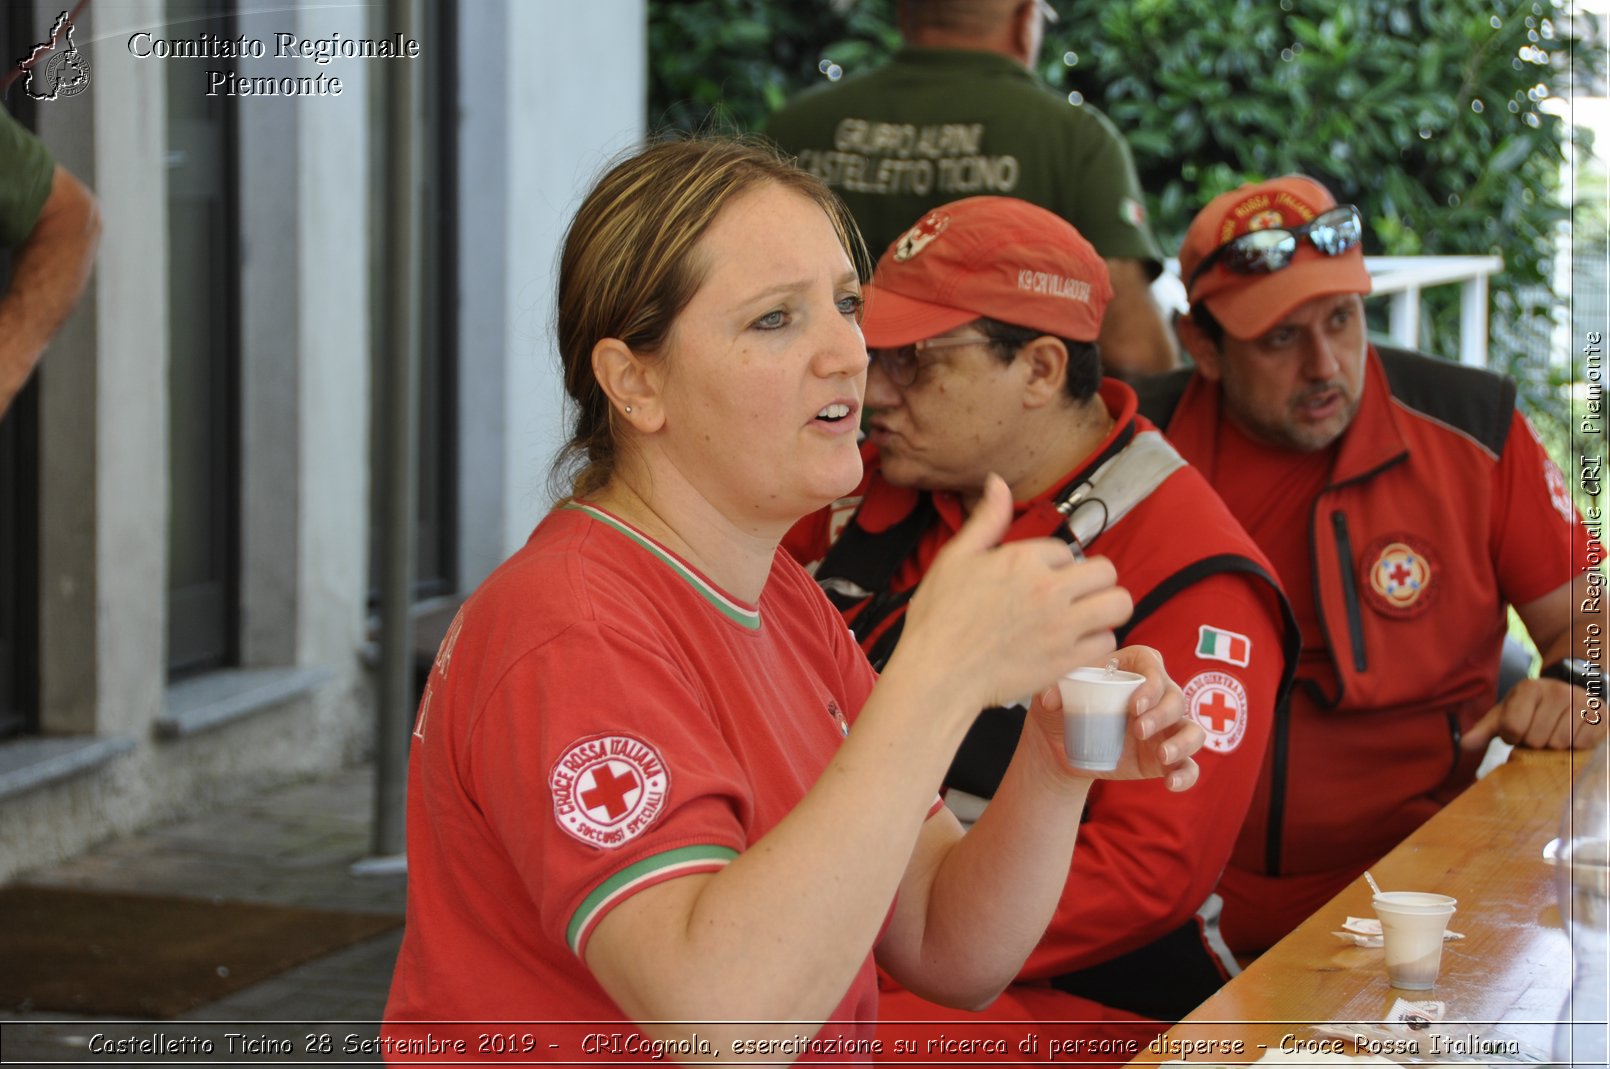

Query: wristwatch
[1539,657,1607,693]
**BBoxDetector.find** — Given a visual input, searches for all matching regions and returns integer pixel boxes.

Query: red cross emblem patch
[1545,458,1575,525]
[1247,209,1285,231]
[1183,671,1248,755]
[550,734,670,850]
[892,210,950,262]
[1362,534,1437,618]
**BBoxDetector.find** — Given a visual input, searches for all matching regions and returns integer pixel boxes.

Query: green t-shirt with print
[767,48,1163,273]
[0,106,57,249]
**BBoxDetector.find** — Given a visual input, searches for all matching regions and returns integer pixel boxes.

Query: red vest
[791,382,1299,1018]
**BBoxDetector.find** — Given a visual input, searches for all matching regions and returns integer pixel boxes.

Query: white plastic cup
[1372,891,1458,990]
[1057,667,1145,772]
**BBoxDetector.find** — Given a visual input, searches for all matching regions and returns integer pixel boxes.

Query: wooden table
[1132,749,1584,1064]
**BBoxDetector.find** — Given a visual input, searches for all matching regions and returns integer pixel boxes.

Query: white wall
[37,0,168,740]
[456,0,647,589]
[2,0,381,880]
[1,0,651,881]
[292,0,371,665]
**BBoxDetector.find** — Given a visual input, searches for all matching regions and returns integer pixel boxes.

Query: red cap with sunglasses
[1180,175,1371,340]
[860,196,1113,349]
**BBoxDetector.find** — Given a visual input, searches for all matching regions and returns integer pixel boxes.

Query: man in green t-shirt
[0,105,100,418]
[767,0,1177,376]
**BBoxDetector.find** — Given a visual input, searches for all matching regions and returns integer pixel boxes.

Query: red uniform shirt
[384,504,884,1058]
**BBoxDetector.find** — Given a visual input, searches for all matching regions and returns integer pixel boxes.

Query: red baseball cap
[860,196,1113,348]
[1179,175,1371,340]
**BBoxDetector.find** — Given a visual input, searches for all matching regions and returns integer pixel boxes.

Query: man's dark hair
[976,318,1102,402]
[1188,302,1226,348]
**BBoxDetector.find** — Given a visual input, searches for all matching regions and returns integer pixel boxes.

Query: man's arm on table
[1465,577,1609,752]
[1463,405,1607,753]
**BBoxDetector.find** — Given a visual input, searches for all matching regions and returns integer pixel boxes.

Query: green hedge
[647,0,1604,444]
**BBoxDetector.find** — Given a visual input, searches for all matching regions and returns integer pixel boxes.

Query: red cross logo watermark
[550,734,670,849]
[1183,671,1248,755]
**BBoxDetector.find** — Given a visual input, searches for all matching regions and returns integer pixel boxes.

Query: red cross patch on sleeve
[1545,458,1576,525]
[1183,671,1249,755]
[550,734,671,850]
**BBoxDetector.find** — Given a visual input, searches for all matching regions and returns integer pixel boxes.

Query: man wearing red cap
[785,195,1297,1028]
[765,0,1177,378]
[1138,175,1606,956]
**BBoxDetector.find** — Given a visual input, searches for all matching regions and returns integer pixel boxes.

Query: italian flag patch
[1196,625,1251,667]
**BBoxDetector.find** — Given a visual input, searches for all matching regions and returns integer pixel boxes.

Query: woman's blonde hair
[550,134,869,500]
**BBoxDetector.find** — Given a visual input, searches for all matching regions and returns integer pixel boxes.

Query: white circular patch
[892,211,949,262]
[1366,539,1434,615]
[1545,458,1575,524]
[550,734,670,850]
[1183,671,1248,755]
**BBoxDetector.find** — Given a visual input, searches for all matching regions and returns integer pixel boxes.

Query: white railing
[1156,254,1505,368]
[1365,255,1505,367]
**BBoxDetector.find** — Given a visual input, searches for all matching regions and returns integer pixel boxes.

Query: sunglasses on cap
[1186,204,1363,296]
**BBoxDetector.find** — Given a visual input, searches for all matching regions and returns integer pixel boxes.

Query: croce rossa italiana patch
[550,734,670,849]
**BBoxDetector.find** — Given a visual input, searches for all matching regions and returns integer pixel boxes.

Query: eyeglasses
[1185,205,1363,296]
[869,334,988,388]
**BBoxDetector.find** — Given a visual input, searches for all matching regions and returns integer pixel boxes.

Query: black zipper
[1263,469,1398,876]
[1265,506,1365,876]
[1445,711,1462,778]
[1331,510,1367,673]
[1263,692,1291,874]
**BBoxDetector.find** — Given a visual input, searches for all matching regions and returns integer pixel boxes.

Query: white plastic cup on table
[1372,891,1458,990]
[1056,667,1145,771]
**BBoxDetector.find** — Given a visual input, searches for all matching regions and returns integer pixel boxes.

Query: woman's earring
[624,405,633,414]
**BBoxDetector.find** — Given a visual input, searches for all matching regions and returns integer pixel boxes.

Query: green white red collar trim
[564,502,763,631]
